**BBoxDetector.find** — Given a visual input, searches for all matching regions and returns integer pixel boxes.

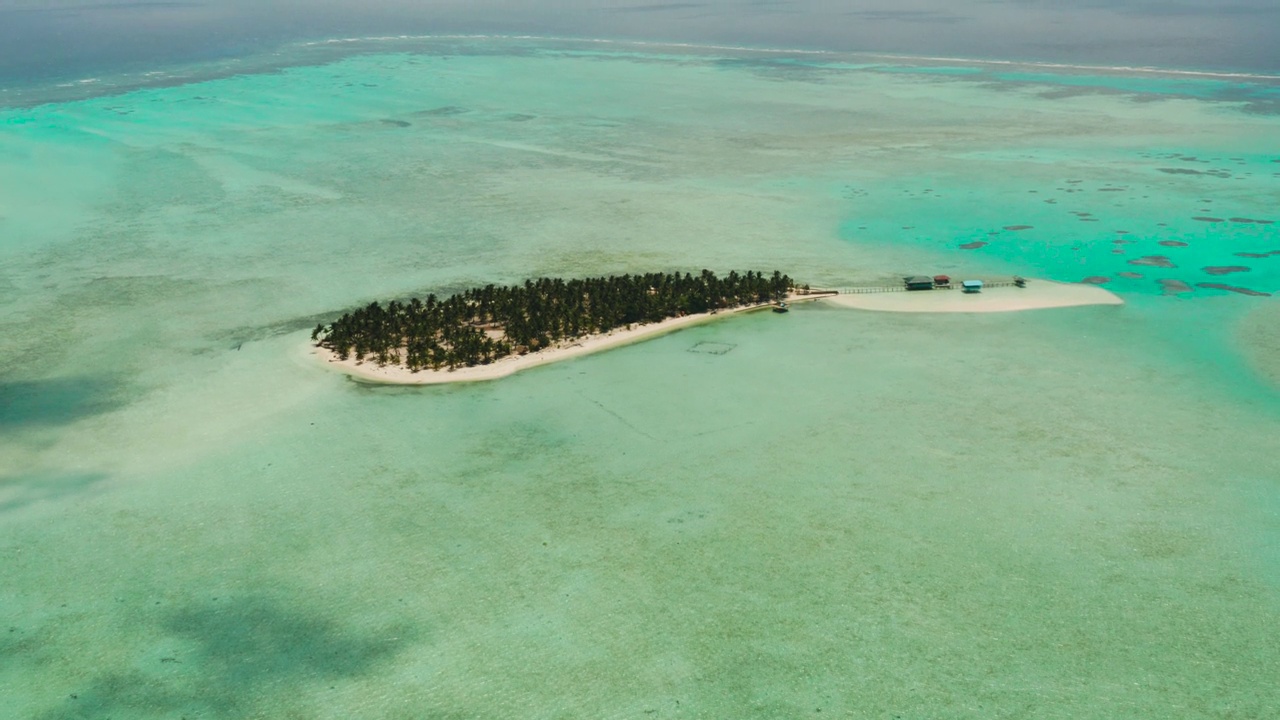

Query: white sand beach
[823,279,1123,313]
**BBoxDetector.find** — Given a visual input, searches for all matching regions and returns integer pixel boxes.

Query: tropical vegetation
[312,270,798,371]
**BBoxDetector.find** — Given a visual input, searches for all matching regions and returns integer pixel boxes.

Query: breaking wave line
[293,33,1280,82]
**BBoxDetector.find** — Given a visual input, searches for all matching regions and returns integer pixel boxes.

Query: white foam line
[293,34,1280,82]
[864,52,1280,82]
[297,33,831,57]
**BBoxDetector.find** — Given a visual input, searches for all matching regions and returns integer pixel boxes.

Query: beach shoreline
[312,280,1122,385]
[311,294,833,385]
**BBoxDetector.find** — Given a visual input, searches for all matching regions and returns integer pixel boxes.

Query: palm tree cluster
[313,270,796,371]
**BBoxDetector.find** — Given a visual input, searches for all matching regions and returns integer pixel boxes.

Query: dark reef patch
[1129,256,1176,268]
[1158,279,1193,295]
[1002,225,1033,231]
[1203,266,1251,275]
[959,241,988,250]
[1197,283,1271,297]
[1117,272,1144,279]
[0,375,130,427]
[1229,217,1274,224]
[1081,276,1110,284]
[1192,216,1225,222]
[1236,250,1280,258]
[379,119,411,128]
[1158,240,1189,247]
[415,105,469,116]
[210,311,343,348]
[1157,167,1231,178]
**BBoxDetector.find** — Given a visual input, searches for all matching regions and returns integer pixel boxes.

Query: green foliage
[314,270,794,371]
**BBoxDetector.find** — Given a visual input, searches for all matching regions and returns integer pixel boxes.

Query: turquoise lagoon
[1,38,1278,718]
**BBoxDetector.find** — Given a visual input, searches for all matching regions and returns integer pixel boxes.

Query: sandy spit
[822,279,1123,313]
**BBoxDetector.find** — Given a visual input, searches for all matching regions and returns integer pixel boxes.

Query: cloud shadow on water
[0,375,131,427]
[0,472,110,514]
[35,595,414,719]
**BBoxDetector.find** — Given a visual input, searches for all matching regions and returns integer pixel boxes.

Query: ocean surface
[2,37,1279,718]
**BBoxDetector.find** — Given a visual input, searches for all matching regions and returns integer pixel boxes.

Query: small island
[312,270,812,383]
[310,271,1124,385]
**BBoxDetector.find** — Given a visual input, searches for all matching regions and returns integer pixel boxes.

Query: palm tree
[312,270,796,370]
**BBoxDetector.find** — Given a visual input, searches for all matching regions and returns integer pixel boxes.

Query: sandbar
[313,294,834,385]
[822,279,1123,313]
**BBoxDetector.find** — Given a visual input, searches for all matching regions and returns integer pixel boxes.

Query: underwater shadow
[0,375,130,427]
[208,310,341,349]
[0,472,109,514]
[38,595,414,719]
[162,595,411,683]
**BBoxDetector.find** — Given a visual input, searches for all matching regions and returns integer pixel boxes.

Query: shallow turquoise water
[1,39,1278,718]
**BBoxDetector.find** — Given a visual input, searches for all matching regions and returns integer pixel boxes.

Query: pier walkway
[818,277,1026,295]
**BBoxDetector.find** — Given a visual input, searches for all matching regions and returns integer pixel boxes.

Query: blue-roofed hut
[962,280,983,293]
